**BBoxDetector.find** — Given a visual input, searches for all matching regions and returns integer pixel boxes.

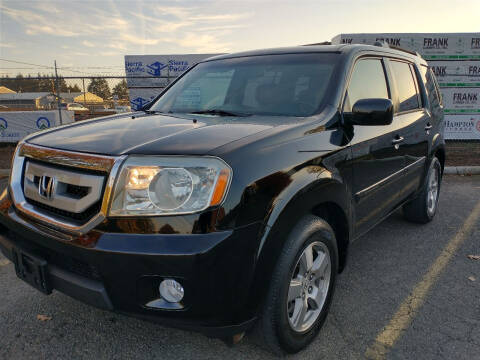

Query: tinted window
[419,65,443,113]
[173,70,234,110]
[390,61,419,112]
[344,59,389,112]
[151,53,338,117]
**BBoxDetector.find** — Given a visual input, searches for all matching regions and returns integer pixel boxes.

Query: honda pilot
[0,43,445,354]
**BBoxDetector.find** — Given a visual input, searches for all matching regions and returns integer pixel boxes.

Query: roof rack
[302,41,332,46]
[373,41,421,57]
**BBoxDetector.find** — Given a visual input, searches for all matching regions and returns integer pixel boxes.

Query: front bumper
[0,206,261,337]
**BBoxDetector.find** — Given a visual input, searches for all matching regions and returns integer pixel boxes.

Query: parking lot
[0,175,479,359]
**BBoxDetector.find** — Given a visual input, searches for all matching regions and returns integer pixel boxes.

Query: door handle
[425,123,433,131]
[391,136,404,145]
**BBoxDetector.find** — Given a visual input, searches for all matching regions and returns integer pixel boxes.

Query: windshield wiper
[190,109,251,117]
[143,109,165,114]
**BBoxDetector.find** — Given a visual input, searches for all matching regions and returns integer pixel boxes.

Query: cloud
[130,12,191,33]
[153,6,193,18]
[71,51,90,57]
[108,43,128,51]
[176,33,231,53]
[90,16,129,31]
[25,24,77,37]
[1,1,244,74]
[119,33,160,45]
[34,2,62,14]
[0,4,78,36]
[82,40,96,47]
[196,24,247,32]
[191,13,251,22]
[99,51,120,57]
[153,21,191,33]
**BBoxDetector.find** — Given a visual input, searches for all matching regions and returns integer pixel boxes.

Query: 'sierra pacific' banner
[124,54,220,110]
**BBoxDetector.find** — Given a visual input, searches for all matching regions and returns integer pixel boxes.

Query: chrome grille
[9,142,126,236]
[23,160,105,215]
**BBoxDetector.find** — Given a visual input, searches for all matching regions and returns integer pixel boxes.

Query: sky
[1,0,480,77]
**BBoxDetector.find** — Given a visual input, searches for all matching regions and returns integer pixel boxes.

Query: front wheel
[254,215,338,355]
[403,157,442,223]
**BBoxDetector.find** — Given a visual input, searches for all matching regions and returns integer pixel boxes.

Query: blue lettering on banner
[146,62,168,77]
[0,118,7,130]
[36,116,51,129]
[168,59,189,72]
[130,97,150,110]
[0,132,20,138]
[0,119,20,138]
[125,61,144,74]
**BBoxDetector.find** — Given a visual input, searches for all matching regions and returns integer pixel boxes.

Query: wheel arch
[431,133,445,175]
[247,170,352,314]
[311,201,349,273]
[434,146,445,175]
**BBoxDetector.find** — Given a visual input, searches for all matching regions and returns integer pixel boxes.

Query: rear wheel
[403,157,442,223]
[255,215,338,355]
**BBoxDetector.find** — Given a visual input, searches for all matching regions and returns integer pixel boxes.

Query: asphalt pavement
[0,175,479,359]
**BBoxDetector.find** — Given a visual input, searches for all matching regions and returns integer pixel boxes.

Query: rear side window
[390,61,420,112]
[420,65,443,109]
[344,58,389,112]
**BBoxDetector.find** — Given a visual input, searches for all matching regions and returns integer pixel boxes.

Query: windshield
[150,53,338,117]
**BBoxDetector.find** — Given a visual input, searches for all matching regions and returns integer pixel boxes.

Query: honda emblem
[38,175,56,200]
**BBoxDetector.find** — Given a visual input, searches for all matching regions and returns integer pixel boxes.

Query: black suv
[0,44,444,354]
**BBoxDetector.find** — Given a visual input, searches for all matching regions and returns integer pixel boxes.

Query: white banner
[440,88,480,112]
[125,54,220,88]
[332,33,480,56]
[332,32,480,139]
[0,110,74,143]
[429,61,480,84]
[444,114,480,139]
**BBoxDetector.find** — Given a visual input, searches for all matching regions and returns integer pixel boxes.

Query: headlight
[109,156,231,216]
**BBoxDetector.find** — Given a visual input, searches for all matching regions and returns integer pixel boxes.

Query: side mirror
[346,98,393,126]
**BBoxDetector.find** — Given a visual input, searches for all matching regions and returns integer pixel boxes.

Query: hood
[27,112,279,156]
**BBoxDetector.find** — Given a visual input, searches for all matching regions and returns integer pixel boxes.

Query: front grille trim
[23,160,106,215]
[9,142,126,236]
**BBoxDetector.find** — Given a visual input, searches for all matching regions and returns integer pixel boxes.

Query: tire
[403,157,442,224]
[254,215,338,355]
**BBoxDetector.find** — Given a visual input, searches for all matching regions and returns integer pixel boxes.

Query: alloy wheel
[287,241,331,333]
[427,166,439,216]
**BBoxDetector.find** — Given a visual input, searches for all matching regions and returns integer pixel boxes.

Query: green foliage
[0,73,68,93]
[87,77,111,99]
[67,84,82,92]
[112,79,128,99]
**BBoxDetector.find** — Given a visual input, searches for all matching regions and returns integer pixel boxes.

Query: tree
[0,73,68,93]
[67,84,81,92]
[37,73,54,92]
[112,79,128,100]
[88,78,111,99]
[57,76,68,92]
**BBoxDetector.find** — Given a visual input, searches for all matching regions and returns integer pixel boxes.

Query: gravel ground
[0,175,479,359]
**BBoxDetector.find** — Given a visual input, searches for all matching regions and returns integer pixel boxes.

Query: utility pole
[82,78,87,106]
[54,60,63,125]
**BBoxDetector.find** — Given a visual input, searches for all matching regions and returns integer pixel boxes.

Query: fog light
[159,279,184,303]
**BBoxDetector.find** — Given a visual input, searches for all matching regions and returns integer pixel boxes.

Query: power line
[59,66,126,69]
[0,58,114,75]
[0,58,53,69]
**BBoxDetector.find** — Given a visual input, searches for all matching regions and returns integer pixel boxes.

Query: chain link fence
[0,73,178,120]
